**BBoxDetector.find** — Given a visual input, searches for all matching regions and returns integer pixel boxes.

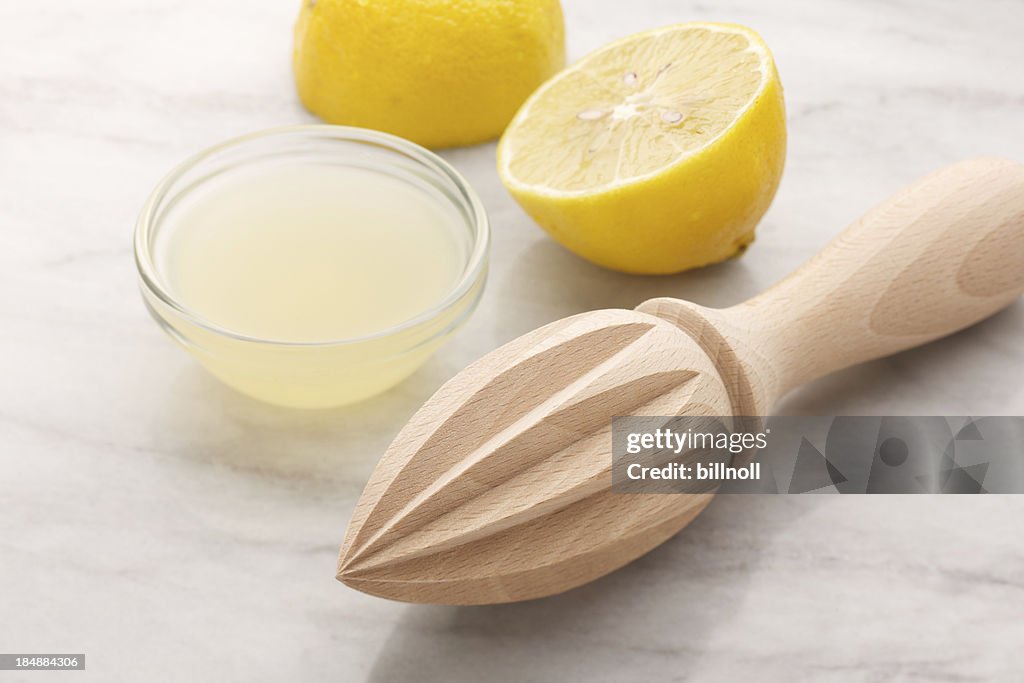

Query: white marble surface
[2,0,1023,680]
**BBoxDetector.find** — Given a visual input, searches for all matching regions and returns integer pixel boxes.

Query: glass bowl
[134,125,489,409]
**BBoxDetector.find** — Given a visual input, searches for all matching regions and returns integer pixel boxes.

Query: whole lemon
[498,23,786,274]
[293,0,565,149]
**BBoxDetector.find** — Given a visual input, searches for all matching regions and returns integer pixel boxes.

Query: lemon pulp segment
[503,24,769,193]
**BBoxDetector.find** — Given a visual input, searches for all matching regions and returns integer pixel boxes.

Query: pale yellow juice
[149,162,473,407]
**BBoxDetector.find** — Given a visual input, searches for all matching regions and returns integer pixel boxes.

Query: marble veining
[1,0,1023,680]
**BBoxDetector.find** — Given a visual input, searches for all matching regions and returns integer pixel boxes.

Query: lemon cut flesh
[498,23,786,274]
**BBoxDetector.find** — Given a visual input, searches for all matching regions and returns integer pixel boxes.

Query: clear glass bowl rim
[133,124,490,348]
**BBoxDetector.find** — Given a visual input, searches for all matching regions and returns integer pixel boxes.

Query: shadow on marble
[365,494,823,683]
[497,237,764,333]
[147,352,459,484]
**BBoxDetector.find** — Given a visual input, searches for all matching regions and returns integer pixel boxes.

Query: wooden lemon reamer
[337,158,1024,605]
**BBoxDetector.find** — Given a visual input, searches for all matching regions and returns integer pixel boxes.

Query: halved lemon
[497,23,786,274]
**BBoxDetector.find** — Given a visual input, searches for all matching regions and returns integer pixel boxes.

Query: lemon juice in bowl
[135,126,489,409]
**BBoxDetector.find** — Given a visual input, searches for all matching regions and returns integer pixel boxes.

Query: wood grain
[339,158,1024,604]
[339,309,730,602]
[641,157,1024,412]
